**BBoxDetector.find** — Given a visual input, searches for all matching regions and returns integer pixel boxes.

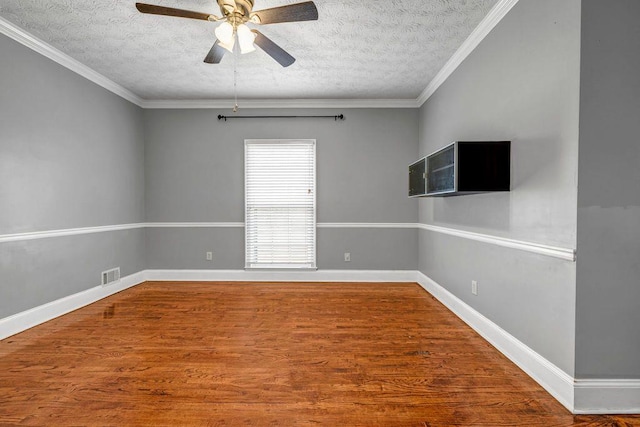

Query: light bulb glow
[237,24,256,54]
[215,22,235,52]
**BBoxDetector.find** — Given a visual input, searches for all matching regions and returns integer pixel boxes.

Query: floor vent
[101,267,121,286]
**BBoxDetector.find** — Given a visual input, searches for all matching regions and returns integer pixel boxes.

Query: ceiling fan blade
[204,40,226,64]
[136,3,212,21]
[252,1,318,25]
[252,30,295,67]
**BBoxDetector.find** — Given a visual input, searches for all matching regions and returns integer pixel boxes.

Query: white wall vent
[101,267,121,286]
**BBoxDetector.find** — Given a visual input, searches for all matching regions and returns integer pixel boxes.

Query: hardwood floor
[0,282,638,426]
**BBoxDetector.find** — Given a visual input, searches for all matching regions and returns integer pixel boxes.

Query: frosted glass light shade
[237,24,256,54]
[215,22,235,52]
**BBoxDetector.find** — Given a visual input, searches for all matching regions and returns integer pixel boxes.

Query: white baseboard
[2,268,637,414]
[415,271,576,412]
[144,269,418,283]
[574,379,640,414]
[0,271,145,340]
[0,269,415,340]
[416,271,640,415]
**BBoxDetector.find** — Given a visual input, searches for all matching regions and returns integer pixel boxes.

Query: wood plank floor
[0,282,638,426]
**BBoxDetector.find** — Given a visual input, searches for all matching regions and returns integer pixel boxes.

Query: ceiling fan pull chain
[233,45,239,113]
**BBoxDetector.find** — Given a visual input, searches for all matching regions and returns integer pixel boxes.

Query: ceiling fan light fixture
[215,21,235,52]
[237,24,256,54]
[137,0,319,66]
[218,38,235,53]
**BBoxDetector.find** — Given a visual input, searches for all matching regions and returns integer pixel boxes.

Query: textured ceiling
[0,0,499,100]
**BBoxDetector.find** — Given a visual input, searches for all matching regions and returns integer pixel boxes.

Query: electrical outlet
[471,280,478,295]
[206,251,213,261]
[344,252,351,262]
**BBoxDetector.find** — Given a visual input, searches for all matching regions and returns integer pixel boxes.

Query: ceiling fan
[135,0,318,67]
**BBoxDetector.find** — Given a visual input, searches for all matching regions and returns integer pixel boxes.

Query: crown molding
[0,15,416,110]
[416,0,520,106]
[1,0,519,110]
[138,98,420,109]
[0,16,144,107]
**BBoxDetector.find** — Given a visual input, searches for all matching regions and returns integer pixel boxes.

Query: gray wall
[143,108,418,270]
[2,0,638,386]
[417,0,581,375]
[0,34,145,318]
[575,0,640,379]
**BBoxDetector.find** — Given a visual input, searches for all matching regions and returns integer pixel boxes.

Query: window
[245,139,316,269]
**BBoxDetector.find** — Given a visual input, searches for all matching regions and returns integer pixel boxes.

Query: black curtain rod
[218,114,344,121]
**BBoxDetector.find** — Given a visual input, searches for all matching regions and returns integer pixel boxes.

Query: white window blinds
[245,139,316,269]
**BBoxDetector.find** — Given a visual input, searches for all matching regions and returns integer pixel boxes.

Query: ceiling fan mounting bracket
[217,0,254,25]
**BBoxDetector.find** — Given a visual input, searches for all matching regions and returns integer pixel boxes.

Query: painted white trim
[146,222,415,229]
[1,0,519,110]
[1,222,576,262]
[0,16,416,110]
[2,266,637,414]
[0,16,143,107]
[147,222,245,228]
[144,269,418,283]
[317,222,417,229]
[0,222,419,242]
[0,223,145,244]
[416,271,640,413]
[139,98,419,109]
[0,13,416,109]
[416,223,576,261]
[416,0,521,106]
[415,271,576,413]
[0,223,416,243]
[0,269,412,339]
[0,271,145,340]
[574,380,640,414]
